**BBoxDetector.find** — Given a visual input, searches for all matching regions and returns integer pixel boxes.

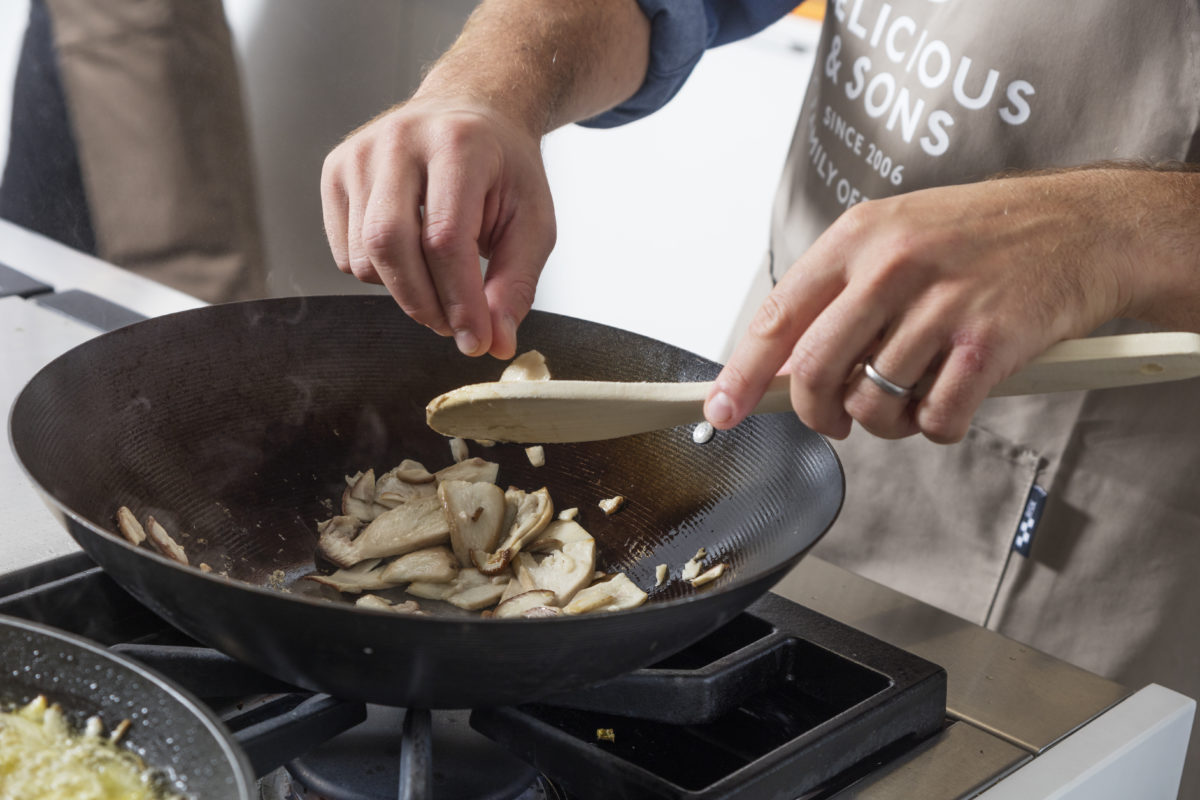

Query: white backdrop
[0,2,816,362]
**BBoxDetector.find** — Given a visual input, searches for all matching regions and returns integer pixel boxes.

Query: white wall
[0,2,817,362]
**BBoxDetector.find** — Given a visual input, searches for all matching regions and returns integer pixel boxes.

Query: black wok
[10,296,843,708]
[0,614,255,798]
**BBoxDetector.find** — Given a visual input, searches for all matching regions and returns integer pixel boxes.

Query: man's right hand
[320,96,556,360]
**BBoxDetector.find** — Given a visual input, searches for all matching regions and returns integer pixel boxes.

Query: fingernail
[706,391,735,426]
[454,329,480,356]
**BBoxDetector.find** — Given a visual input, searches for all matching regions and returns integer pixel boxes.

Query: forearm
[413,0,652,138]
[1100,164,1200,332]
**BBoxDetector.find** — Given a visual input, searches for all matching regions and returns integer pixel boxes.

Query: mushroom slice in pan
[379,546,459,584]
[500,350,551,382]
[406,567,509,608]
[315,515,364,567]
[406,567,509,609]
[472,487,553,576]
[440,480,506,566]
[435,457,500,486]
[304,557,397,594]
[342,468,382,521]
[493,589,557,619]
[115,506,146,546]
[511,519,595,606]
[318,494,450,568]
[563,573,648,615]
[145,516,189,565]
[374,460,438,508]
[522,605,562,619]
[355,594,424,614]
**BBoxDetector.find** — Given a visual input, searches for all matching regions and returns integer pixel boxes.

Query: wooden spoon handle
[426,333,1200,443]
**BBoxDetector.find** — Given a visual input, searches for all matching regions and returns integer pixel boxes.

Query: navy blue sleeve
[581,0,802,128]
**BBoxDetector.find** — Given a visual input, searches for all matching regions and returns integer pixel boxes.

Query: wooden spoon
[426,332,1200,443]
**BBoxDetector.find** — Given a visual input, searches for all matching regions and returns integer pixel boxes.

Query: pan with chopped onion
[0,615,255,800]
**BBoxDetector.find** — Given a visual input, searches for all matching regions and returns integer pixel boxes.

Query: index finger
[704,252,845,432]
[421,153,494,356]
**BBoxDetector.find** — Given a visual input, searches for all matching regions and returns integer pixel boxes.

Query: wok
[9,296,843,708]
[0,614,255,798]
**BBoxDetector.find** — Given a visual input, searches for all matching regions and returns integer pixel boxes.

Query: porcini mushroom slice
[522,606,562,619]
[472,487,553,575]
[563,573,648,615]
[511,519,596,605]
[355,594,424,614]
[379,546,459,584]
[440,480,507,566]
[115,506,146,546]
[319,494,450,568]
[316,515,364,568]
[145,516,189,565]
[435,457,500,486]
[407,567,508,607]
[690,563,727,587]
[375,460,438,508]
[342,468,381,521]
[493,589,557,619]
[304,558,398,594]
[500,350,551,382]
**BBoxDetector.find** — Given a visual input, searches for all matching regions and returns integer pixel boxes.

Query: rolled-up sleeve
[582,0,803,128]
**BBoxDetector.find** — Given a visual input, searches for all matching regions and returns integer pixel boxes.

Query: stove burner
[278,707,550,800]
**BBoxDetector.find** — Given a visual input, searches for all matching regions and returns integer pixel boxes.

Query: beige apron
[751,1,1200,792]
[45,0,266,303]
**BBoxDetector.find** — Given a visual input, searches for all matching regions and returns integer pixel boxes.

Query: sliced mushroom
[689,563,727,587]
[449,437,470,463]
[681,547,708,582]
[439,480,506,566]
[598,495,625,515]
[304,558,398,594]
[379,546,459,584]
[525,446,545,467]
[493,589,557,619]
[500,350,551,382]
[375,460,438,508]
[407,567,509,609]
[315,515,364,567]
[522,605,562,619]
[655,564,668,586]
[563,573,648,615]
[511,519,595,605]
[355,594,424,614]
[319,495,450,568]
[115,506,146,546]
[342,468,382,521]
[145,516,189,565]
[472,487,553,575]
[435,457,500,486]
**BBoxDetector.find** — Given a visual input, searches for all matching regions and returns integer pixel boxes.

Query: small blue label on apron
[1012,484,1047,556]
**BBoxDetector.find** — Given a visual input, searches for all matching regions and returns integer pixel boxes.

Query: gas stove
[1,219,1194,799]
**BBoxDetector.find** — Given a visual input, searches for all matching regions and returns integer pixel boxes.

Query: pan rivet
[692,422,715,444]
[363,646,374,655]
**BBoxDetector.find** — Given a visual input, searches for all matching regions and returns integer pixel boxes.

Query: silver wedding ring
[863,359,914,398]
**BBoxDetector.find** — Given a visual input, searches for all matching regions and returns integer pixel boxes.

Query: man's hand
[705,167,1200,443]
[319,0,650,359]
[321,97,555,359]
